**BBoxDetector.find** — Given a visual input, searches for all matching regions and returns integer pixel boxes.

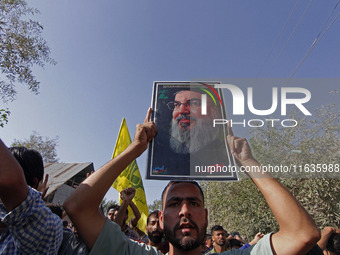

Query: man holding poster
[63,109,320,255]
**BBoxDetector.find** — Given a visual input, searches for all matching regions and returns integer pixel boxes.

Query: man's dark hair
[62,220,69,227]
[9,147,44,189]
[211,225,224,234]
[327,233,340,254]
[45,203,63,219]
[107,204,119,213]
[161,181,204,208]
[305,245,323,255]
[228,239,243,249]
[147,210,159,225]
[230,232,240,237]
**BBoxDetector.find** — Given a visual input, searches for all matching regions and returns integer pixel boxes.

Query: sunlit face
[107,209,116,222]
[146,214,163,244]
[172,91,214,131]
[212,230,226,246]
[160,182,208,251]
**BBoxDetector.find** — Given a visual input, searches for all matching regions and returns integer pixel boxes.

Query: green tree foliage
[148,199,162,212]
[0,108,10,127]
[204,105,340,239]
[11,131,59,163]
[0,0,55,127]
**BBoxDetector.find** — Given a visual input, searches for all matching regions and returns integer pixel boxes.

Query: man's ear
[159,210,164,230]
[32,177,39,189]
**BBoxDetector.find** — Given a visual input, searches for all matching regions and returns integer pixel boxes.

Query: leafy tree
[148,199,162,212]
[204,104,340,239]
[0,0,55,126]
[11,131,59,163]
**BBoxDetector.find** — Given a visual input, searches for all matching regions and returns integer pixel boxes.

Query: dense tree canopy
[203,104,340,239]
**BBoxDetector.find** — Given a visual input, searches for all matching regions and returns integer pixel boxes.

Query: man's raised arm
[114,187,136,229]
[227,127,320,255]
[63,109,156,250]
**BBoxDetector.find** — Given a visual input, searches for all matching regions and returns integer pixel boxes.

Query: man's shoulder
[90,219,162,255]
[0,186,63,254]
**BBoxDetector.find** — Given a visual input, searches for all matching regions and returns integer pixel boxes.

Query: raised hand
[120,187,136,204]
[227,124,255,166]
[132,108,157,156]
[37,174,49,199]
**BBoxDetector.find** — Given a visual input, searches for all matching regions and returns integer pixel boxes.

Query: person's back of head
[45,203,63,219]
[8,146,44,189]
[327,233,340,255]
[228,239,243,250]
[305,244,323,255]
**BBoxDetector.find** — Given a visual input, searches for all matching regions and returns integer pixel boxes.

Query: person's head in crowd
[305,244,324,255]
[107,204,128,222]
[211,225,227,247]
[63,220,70,228]
[326,233,340,255]
[146,210,163,245]
[45,203,63,219]
[168,89,222,154]
[8,146,44,189]
[160,181,207,251]
[230,232,240,238]
[228,239,243,250]
[107,205,119,222]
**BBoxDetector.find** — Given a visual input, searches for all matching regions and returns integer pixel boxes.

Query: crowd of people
[1,108,339,254]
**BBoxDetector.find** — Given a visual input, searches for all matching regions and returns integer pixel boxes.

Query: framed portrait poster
[146,81,239,181]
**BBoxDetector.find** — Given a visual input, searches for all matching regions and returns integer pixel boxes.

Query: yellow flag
[111,118,149,233]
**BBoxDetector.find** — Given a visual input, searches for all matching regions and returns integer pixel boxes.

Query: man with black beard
[64,109,320,255]
[146,210,169,253]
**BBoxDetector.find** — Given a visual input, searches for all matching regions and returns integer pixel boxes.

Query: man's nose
[155,222,161,231]
[178,102,190,113]
[179,203,191,217]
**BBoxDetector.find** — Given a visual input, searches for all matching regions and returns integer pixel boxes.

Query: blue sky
[1,0,339,204]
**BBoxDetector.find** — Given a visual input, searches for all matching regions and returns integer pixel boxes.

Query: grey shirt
[90,219,273,255]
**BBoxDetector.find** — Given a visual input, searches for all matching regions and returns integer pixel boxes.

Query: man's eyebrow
[166,196,203,204]
[174,98,201,103]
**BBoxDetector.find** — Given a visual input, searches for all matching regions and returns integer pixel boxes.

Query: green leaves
[0,0,55,103]
[0,108,10,127]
